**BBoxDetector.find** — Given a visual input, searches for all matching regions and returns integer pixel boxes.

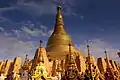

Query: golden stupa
[46,5,84,60]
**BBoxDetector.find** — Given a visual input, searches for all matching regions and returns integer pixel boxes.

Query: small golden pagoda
[0,60,6,76]
[21,54,30,72]
[30,40,48,80]
[104,50,115,80]
[64,44,79,80]
[46,4,84,60]
[20,55,30,80]
[31,40,45,70]
[86,45,93,80]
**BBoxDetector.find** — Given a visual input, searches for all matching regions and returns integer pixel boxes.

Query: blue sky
[0,0,120,61]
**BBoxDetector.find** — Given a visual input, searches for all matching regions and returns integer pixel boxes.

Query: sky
[0,0,120,61]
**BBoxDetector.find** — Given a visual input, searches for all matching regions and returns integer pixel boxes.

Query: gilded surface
[30,63,48,79]
[46,5,84,59]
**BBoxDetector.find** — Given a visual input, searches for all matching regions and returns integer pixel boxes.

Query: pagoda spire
[65,43,78,79]
[104,50,111,68]
[55,4,64,26]
[87,45,91,59]
[104,51,115,79]
[53,4,66,35]
[37,40,44,63]
[40,40,43,48]
[105,50,108,59]
[25,54,28,61]
[46,5,84,60]
[87,45,93,80]
[68,43,75,64]
[22,54,30,71]
[30,40,49,80]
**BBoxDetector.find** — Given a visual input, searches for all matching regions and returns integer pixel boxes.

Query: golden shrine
[46,4,85,60]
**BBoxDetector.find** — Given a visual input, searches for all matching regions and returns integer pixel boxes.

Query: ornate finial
[104,50,107,53]
[40,40,43,43]
[57,4,62,11]
[87,44,90,55]
[55,4,64,26]
[26,54,28,58]
[87,45,89,48]
[40,40,43,48]
[104,50,107,55]
[25,54,28,61]
[104,50,108,58]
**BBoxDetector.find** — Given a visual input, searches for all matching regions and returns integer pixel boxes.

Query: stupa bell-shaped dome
[46,5,84,60]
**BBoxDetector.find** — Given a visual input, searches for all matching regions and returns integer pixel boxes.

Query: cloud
[12,24,52,39]
[48,29,54,36]
[80,16,84,20]
[0,27,13,37]
[16,1,56,16]
[21,26,48,36]
[0,27,4,32]
[0,0,78,17]
[0,20,53,39]
[76,39,119,61]
[0,27,35,60]
[0,16,6,21]
[0,7,16,12]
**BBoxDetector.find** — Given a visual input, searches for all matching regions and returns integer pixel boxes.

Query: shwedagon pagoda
[0,5,120,80]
